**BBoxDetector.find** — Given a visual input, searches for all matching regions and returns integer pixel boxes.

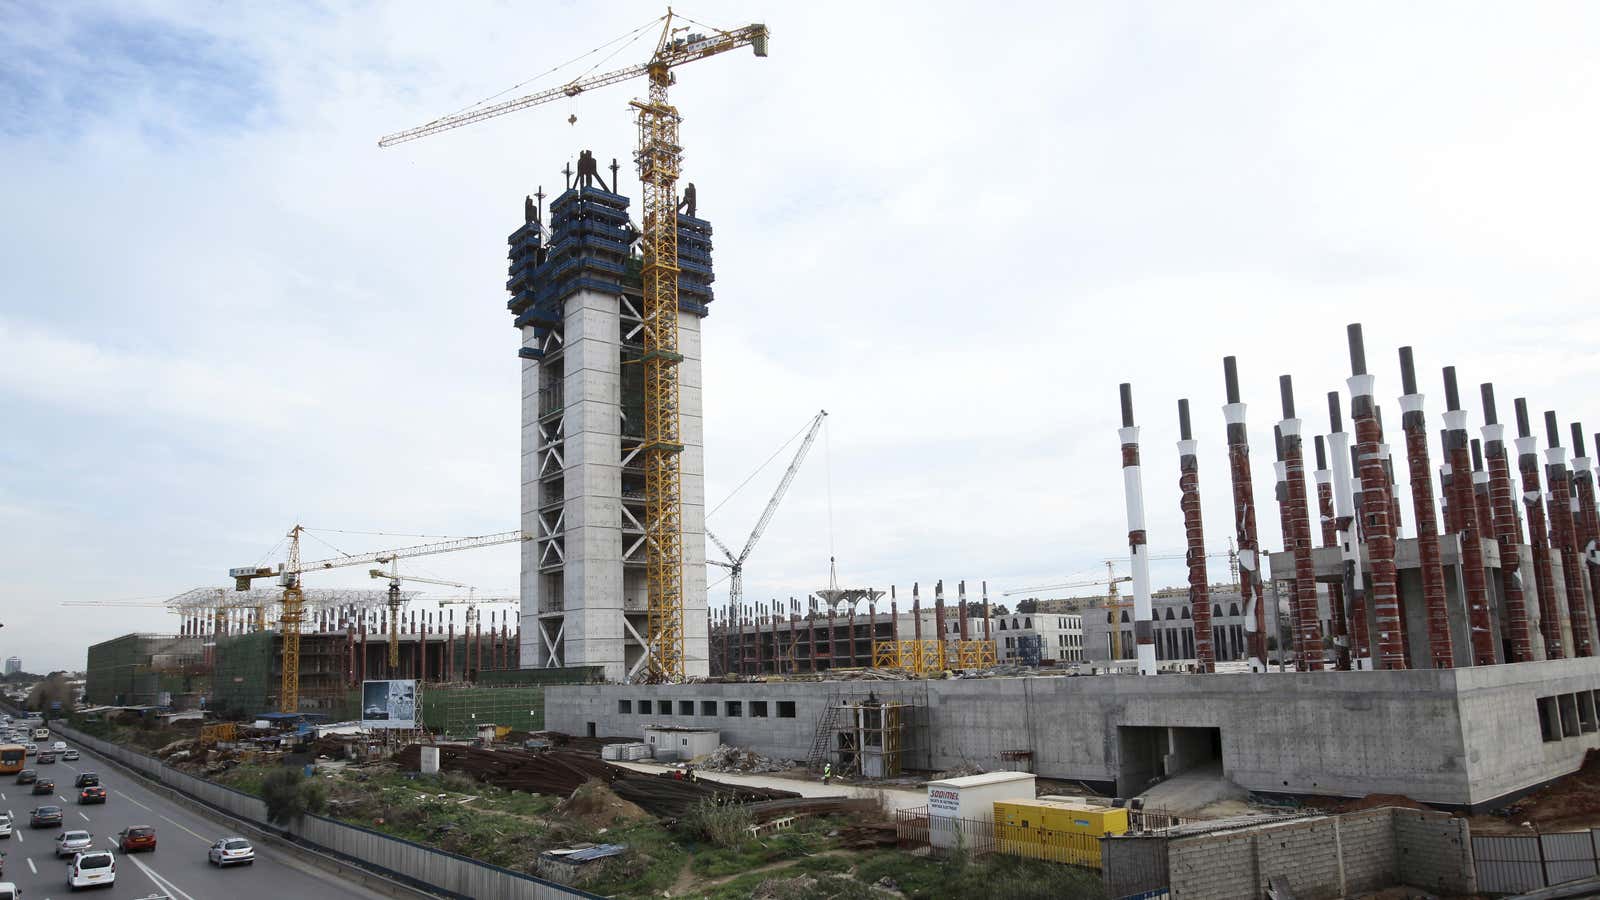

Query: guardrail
[42,716,599,900]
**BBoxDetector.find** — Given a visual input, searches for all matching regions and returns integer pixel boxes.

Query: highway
[2,730,396,900]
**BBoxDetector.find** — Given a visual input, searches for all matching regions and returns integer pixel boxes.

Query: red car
[118,825,156,853]
[78,784,107,804]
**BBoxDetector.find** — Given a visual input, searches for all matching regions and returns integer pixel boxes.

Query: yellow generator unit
[992,798,1129,869]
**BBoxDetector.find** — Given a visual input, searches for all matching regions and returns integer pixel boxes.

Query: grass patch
[690,825,837,876]
[845,849,1106,899]
[680,797,756,848]
[583,820,688,898]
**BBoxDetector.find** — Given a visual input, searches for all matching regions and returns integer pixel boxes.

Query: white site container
[420,746,440,774]
[924,772,1036,850]
[642,726,720,761]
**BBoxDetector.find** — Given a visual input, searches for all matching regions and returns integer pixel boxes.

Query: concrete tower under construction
[508,153,713,681]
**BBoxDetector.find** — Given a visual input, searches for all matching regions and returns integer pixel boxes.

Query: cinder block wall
[1166,807,1475,900]
[1393,808,1476,895]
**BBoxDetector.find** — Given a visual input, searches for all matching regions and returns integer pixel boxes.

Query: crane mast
[232,527,531,712]
[377,11,768,683]
[707,410,828,612]
[281,525,305,713]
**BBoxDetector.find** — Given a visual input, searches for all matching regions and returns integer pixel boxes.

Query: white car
[62,749,79,761]
[0,812,12,838]
[56,829,93,857]
[50,742,65,753]
[0,882,19,900]
[66,849,116,890]
[208,837,255,866]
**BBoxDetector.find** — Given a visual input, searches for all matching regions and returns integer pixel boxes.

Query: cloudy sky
[3,2,1599,671]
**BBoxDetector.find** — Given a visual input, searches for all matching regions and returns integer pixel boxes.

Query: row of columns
[1120,321,1600,674]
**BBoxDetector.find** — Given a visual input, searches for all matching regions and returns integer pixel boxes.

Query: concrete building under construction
[511,155,713,681]
[547,320,1600,815]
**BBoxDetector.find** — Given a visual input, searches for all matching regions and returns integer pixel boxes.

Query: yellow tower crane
[377,11,769,682]
[232,526,532,713]
[369,566,468,668]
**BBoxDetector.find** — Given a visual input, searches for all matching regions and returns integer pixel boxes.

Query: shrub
[680,797,754,848]
[262,766,326,824]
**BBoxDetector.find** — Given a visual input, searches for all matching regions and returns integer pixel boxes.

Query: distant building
[3,656,19,675]
[992,613,1085,665]
[1079,584,1255,667]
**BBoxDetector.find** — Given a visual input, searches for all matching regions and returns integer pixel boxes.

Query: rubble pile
[392,743,800,819]
[700,744,796,774]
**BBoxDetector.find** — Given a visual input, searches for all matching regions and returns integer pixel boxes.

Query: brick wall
[1170,829,1259,899]
[1254,816,1353,899]
[1164,808,1472,900]
[1393,808,1476,895]
[1338,808,1397,893]
[1101,835,1169,898]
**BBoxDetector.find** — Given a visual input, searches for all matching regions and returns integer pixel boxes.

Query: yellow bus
[0,744,24,775]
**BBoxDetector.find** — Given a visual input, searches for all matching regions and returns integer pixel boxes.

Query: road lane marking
[78,811,89,821]
[26,856,36,874]
[116,790,151,810]
[159,813,211,843]
[128,853,201,900]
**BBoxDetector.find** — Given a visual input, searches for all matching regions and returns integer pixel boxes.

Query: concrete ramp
[1135,761,1250,816]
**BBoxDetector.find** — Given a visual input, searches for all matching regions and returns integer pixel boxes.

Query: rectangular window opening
[777,701,796,718]
[1539,696,1562,743]
[618,699,633,714]
[638,699,652,715]
[1560,693,1582,738]
[752,700,769,718]
[1581,691,1598,733]
[700,700,717,716]
[725,700,743,717]
[679,700,695,716]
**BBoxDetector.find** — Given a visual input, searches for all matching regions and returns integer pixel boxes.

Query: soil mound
[557,778,652,828]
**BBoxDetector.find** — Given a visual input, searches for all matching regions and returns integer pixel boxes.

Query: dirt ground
[557,777,653,829]
[1463,749,1600,835]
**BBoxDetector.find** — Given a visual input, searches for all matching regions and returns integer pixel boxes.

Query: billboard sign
[361,679,418,729]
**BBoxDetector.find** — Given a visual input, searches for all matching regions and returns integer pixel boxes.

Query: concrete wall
[551,655,1600,807]
[1454,656,1600,806]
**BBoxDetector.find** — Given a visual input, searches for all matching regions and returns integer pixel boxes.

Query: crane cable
[707,415,816,520]
[824,414,836,565]
[440,14,666,122]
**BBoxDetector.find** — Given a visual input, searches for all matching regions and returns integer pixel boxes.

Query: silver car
[208,837,255,866]
[55,829,93,857]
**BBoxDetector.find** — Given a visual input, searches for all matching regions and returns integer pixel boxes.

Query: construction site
[49,9,1600,899]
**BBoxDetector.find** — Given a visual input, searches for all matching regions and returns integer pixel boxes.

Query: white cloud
[3,2,1600,669]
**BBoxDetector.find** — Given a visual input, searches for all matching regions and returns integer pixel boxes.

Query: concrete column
[1347,325,1405,669]
[1515,399,1564,658]
[1315,437,1351,669]
[1572,425,1600,638]
[1221,359,1268,671]
[1120,384,1158,675]
[1177,399,1215,672]
[1441,367,1496,666]
[679,310,710,678]
[1328,393,1369,667]
[1279,377,1324,669]
[1397,348,1453,668]
[1482,384,1533,661]
[1545,411,1592,656]
[1273,426,1299,665]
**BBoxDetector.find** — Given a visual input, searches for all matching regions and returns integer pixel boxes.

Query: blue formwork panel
[507,181,719,324]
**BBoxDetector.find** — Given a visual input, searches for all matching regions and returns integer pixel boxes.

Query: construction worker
[822,762,832,785]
